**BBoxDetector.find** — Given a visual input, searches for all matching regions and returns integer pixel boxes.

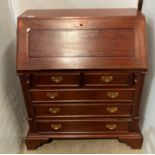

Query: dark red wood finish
[31,73,81,88]
[17,9,147,71]
[84,72,134,87]
[29,29,134,58]
[36,119,131,133]
[30,89,134,102]
[33,104,132,118]
[17,9,147,150]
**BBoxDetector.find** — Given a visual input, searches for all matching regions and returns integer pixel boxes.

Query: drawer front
[84,72,133,87]
[36,119,130,133]
[31,89,134,102]
[31,73,80,88]
[33,104,131,117]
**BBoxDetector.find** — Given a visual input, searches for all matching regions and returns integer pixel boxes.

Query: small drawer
[84,72,134,87]
[36,119,130,133]
[33,104,132,117]
[31,73,80,88]
[31,89,134,102]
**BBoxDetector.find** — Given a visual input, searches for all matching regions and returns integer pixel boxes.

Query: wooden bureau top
[20,9,142,19]
[17,9,147,72]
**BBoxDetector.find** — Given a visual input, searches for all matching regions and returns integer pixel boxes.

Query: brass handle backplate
[107,91,119,99]
[106,106,118,113]
[51,124,62,130]
[101,76,113,83]
[51,76,63,83]
[49,107,60,114]
[47,92,58,99]
[106,124,117,130]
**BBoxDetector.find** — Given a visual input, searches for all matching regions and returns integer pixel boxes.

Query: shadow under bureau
[17,9,147,150]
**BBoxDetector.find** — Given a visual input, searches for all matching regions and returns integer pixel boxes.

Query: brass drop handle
[51,76,63,83]
[106,124,117,130]
[106,106,118,113]
[49,107,60,114]
[101,76,113,83]
[51,124,62,130]
[107,91,119,99]
[47,92,58,99]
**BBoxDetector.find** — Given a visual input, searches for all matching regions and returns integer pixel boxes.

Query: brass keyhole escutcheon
[106,106,118,113]
[106,124,117,130]
[100,75,113,83]
[51,124,62,130]
[51,76,63,83]
[49,107,60,114]
[47,92,58,99]
[107,91,119,99]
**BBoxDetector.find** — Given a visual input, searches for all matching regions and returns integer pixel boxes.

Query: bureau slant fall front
[17,9,147,150]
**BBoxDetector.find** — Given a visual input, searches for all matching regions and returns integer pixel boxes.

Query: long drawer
[36,119,131,133]
[33,104,132,117]
[30,89,134,102]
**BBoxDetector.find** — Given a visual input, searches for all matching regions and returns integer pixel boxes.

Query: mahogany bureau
[17,9,147,150]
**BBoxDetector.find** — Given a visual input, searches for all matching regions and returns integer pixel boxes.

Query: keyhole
[80,23,83,27]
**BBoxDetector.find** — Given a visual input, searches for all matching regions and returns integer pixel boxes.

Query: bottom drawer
[36,119,131,134]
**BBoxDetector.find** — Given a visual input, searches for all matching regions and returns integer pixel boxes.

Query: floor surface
[23,139,143,154]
